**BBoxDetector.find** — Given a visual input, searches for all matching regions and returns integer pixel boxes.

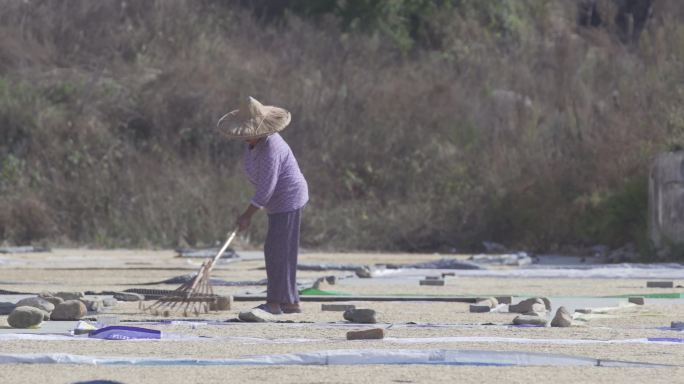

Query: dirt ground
[0,249,683,384]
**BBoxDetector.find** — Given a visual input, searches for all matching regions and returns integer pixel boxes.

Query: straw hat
[217,96,291,139]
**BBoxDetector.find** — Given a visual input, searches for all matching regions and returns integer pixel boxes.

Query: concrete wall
[649,151,684,255]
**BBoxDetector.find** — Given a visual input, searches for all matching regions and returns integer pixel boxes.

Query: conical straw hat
[217,97,291,139]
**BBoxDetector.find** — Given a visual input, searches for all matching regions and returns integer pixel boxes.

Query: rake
[142,229,238,317]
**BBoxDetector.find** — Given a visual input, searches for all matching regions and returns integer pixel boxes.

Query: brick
[628,297,644,305]
[346,328,385,340]
[646,281,674,288]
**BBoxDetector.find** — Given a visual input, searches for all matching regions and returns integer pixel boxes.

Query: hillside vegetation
[0,0,682,257]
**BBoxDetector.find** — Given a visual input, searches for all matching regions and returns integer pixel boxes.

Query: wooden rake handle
[206,228,239,274]
[188,229,238,292]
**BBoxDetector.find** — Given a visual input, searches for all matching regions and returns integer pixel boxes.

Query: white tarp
[0,333,680,346]
[409,263,684,279]
[0,349,667,367]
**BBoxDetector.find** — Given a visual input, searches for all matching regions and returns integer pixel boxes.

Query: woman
[218,97,308,314]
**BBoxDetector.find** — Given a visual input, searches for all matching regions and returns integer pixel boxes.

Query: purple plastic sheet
[88,326,161,340]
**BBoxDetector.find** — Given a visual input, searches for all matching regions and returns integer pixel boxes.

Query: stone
[209,296,232,311]
[16,297,55,313]
[113,292,144,301]
[469,305,491,313]
[42,296,64,307]
[50,300,87,320]
[42,310,50,321]
[646,281,674,288]
[54,292,84,301]
[343,308,377,324]
[550,306,572,327]
[441,272,455,277]
[495,296,513,304]
[238,309,274,322]
[628,297,645,305]
[540,297,551,311]
[0,302,16,315]
[355,266,372,278]
[575,308,592,314]
[508,298,545,314]
[102,298,118,307]
[346,328,385,340]
[81,299,104,313]
[419,279,445,286]
[671,321,684,330]
[325,275,337,285]
[322,304,356,312]
[8,306,44,328]
[425,276,441,280]
[513,315,548,326]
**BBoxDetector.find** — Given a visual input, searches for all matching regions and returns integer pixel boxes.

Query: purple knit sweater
[243,133,308,214]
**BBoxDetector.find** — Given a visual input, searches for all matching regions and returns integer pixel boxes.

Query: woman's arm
[236,203,260,232]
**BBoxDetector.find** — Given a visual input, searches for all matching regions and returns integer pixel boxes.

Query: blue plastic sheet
[88,326,161,340]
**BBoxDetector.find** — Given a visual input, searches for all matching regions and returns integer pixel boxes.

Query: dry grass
[0,0,682,256]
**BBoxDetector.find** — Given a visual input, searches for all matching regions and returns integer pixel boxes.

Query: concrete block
[420,279,445,286]
[495,296,513,304]
[647,281,674,288]
[628,297,645,305]
[425,276,441,280]
[441,272,455,277]
[469,305,491,313]
[346,328,385,340]
[322,304,356,312]
[209,296,232,311]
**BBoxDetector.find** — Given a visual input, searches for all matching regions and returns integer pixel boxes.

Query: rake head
[142,229,238,317]
[142,260,219,317]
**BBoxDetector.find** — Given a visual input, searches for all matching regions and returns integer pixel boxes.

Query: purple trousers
[264,208,301,304]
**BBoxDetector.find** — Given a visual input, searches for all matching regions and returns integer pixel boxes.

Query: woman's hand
[236,203,260,232]
[236,213,252,232]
